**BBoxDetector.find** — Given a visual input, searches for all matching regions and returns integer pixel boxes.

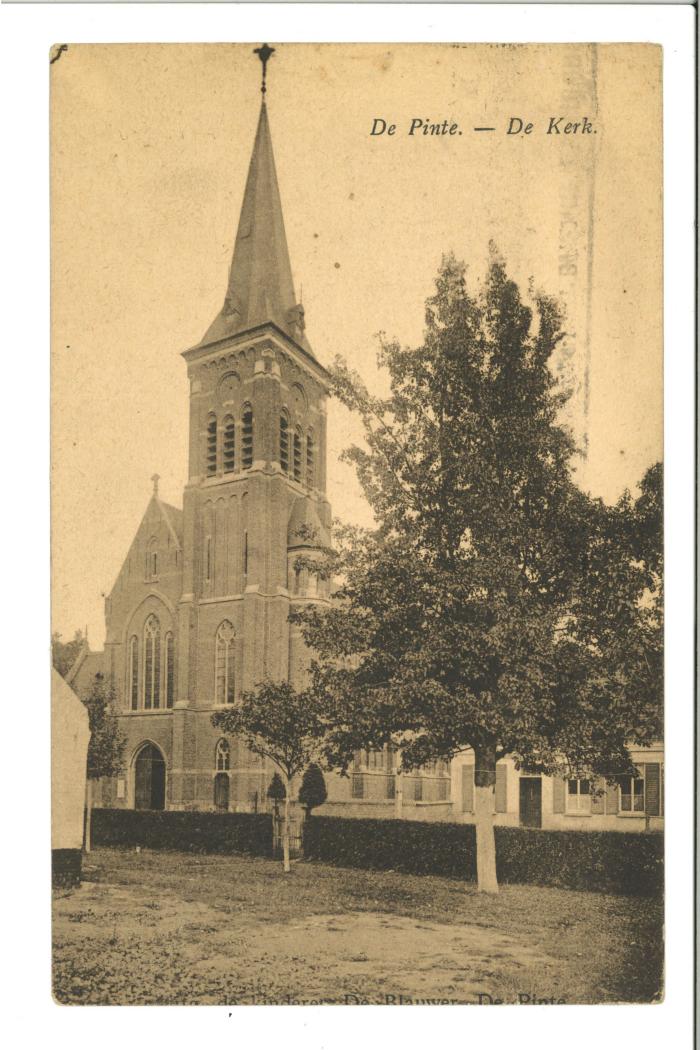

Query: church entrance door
[134,744,166,810]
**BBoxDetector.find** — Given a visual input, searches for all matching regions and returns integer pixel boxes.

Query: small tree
[83,673,126,852]
[212,681,325,873]
[298,763,328,815]
[267,772,287,804]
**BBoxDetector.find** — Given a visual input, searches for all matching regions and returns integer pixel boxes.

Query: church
[68,49,451,817]
[68,49,661,832]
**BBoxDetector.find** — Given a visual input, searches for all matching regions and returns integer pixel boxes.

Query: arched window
[165,631,175,708]
[129,636,139,711]
[215,620,236,705]
[241,404,253,470]
[145,537,158,580]
[279,413,290,474]
[293,428,302,482]
[143,614,161,709]
[222,416,235,474]
[306,429,315,488]
[206,414,218,477]
[215,738,231,771]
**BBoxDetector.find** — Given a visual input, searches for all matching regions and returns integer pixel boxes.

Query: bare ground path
[52,848,662,1005]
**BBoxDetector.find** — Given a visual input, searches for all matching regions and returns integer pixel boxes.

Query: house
[52,669,90,886]
[450,746,664,832]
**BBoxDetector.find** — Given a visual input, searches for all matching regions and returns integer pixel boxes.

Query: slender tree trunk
[282,780,291,874]
[473,745,498,894]
[84,778,93,854]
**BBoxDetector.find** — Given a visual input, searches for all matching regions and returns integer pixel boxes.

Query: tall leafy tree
[294,251,662,893]
[212,682,326,873]
[51,629,85,679]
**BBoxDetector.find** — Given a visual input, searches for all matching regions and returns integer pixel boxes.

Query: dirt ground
[52,848,663,1005]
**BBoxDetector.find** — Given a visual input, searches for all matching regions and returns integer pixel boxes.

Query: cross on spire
[254,43,275,95]
[151,473,160,497]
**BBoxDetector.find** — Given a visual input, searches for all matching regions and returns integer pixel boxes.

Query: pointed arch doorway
[134,743,166,810]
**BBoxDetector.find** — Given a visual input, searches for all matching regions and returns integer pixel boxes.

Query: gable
[105,496,184,637]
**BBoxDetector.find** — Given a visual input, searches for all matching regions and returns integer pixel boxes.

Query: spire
[200,54,311,354]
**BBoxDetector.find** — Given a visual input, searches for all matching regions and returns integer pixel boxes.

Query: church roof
[199,101,312,355]
[159,500,183,548]
[65,642,104,692]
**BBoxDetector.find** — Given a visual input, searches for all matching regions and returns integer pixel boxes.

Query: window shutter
[591,777,606,814]
[605,780,619,814]
[495,765,507,812]
[552,776,565,813]
[462,764,474,813]
[645,763,661,816]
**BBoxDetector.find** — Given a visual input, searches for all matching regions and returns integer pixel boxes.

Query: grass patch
[53,848,663,1006]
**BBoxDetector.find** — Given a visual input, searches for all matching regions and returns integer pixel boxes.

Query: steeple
[200,78,311,353]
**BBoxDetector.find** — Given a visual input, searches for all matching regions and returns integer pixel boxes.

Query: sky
[51,43,662,647]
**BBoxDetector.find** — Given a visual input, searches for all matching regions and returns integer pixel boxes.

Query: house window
[293,428,302,482]
[437,779,449,802]
[242,405,254,470]
[222,416,235,474]
[143,614,161,710]
[206,415,218,476]
[279,413,289,474]
[566,778,592,813]
[368,749,384,770]
[215,620,236,705]
[306,430,315,487]
[215,738,231,771]
[620,775,645,814]
[165,632,175,708]
[351,773,364,799]
[129,636,139,711]
[386,776,396,800]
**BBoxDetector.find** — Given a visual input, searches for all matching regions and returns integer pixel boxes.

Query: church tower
[95,48,332,814]
[169,53,332,809]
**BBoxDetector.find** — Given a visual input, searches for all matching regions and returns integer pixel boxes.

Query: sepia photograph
[50,40,665,1007]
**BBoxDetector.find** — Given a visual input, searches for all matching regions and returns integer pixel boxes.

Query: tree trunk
[473,745,498,894]
[84,778,93,854]
[282,781,291,874]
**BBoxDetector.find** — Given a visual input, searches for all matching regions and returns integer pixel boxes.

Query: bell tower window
[293,428,302,482]
[280,413,290,474]
[206,415,218,477]
[222,416,236,474]
[306,430,315,488]
[242,405,254,470]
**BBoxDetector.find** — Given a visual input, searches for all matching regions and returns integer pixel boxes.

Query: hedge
[92,808,273,857]
[302,816,663,897]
